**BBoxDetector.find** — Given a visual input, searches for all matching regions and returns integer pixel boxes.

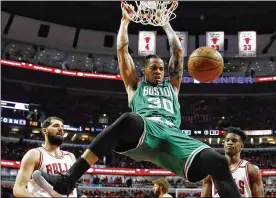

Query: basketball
[187,46,224,82]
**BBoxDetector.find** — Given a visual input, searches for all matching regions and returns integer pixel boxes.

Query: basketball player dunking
[201,127,264,198]
[32,7,242,198]
[13,117,86,198]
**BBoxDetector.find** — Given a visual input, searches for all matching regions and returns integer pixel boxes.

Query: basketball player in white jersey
[201,127,264,198]
[152,178,173,198]
[13,116,86,198]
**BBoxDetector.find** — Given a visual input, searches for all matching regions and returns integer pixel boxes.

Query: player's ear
[41,128,47,136]
[240,142,244,149]
[142,66,146,74]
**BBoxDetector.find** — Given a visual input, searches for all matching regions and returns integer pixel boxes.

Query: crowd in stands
[2,185,275,198]
[84,176,201,189]
[80,189,156,198]
[1,140,275,169]
[2,80,276,130]
[266,190,276,198]
[2,80,276,170]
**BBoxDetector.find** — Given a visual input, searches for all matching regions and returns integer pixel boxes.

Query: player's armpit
[117,19,139,91]
[201,175,212,198]
[248,164,264,198]
[13,149,40,197]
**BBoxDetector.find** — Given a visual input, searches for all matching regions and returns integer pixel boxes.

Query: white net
[121,1,178,26]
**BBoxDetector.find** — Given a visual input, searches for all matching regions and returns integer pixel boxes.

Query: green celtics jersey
[130,80,181,128]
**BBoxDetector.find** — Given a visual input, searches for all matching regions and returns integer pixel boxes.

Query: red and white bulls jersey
[27,147,78,197]
[212,160,252,198]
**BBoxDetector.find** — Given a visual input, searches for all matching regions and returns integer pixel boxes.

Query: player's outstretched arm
[13,149,40,197]
[248,164,264,197]
[117,8,139,92]
[201,175,212,198]
[163,22,183,95]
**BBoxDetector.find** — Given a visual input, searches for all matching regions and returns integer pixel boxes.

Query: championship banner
[238,31,257,57]
[206,31,224,52]
[172,31,188,57]
[138,31,156,56]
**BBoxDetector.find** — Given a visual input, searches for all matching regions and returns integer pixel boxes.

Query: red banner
[256,76,276,82]
[260,169,276,176]
[1,160,21,168]
[1,160,275,176]
[1,59,122,81]
[2,59,275,84]
[86,167,174,176]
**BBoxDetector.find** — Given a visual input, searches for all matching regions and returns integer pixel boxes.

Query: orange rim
[168,1,178,12]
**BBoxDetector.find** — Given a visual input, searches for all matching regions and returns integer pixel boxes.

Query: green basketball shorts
[114,114,210,180]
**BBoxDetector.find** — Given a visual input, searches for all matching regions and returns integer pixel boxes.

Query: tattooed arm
[163,23,184,95]
[117,9,139,93]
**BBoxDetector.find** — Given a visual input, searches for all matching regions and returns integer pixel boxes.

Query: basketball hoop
[121,1,178,26]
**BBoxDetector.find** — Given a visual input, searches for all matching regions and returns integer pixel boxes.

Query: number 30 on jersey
[147,97,174,114]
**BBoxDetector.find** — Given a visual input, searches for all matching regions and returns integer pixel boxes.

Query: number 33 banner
[206,32,224,52]
[238,31,257,57]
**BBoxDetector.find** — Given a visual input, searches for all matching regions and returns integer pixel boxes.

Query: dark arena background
[1,1,276,198]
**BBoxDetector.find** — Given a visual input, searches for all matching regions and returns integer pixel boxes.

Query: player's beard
[47,134,64,146]
[153,187,161,196]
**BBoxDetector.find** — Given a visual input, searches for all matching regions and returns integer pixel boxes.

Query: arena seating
[1,140,275,169]
[2,39,275,74]
[80,189,156,198]
[2,184,275,198]
[2,80,276,130]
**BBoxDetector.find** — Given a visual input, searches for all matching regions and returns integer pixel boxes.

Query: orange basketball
[187,46,224,82]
